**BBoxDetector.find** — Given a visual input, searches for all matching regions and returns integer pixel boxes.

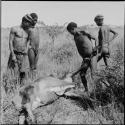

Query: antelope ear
[19,90,26,97]
[21,91,30,104]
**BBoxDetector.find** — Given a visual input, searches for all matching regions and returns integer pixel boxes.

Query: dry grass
[1,25,124,124]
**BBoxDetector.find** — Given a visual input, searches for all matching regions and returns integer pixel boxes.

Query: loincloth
[7,51,29,73]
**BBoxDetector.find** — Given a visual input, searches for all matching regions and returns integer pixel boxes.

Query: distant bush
[45,25,65,42]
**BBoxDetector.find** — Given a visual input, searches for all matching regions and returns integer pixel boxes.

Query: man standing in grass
[7,13,39,84]
[67,22,98,95]
[94,14,118,68]
[27,13,40,71]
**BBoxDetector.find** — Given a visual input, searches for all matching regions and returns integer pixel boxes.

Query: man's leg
[19,72,26,86]
[28,48,38,80]
[103,56,110,67]
[90,55,98,77]
[102,46,110,67]
[28,48,35,70]
[80,60,90,92]
[18,54,29,86]
[34,50,39,70]
[18,55,26,86]
[90,55,99,94]
[7,53,18,77]
[97,47,103,62]
[80,72,88,91]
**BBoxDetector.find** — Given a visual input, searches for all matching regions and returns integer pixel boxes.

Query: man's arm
[26,30,31,51]
[82,31,99,55]
[89,34,98,47]
[108,28,118,43]
[84,31,98,47]
[9,28,16,60]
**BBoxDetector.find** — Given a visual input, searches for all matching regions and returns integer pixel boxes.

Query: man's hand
[12,54,17,62]
[109,28,118,43]
[92,46,98,56]
[28,44,32,49]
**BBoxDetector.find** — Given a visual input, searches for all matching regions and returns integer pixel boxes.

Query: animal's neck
[63,76,72,83]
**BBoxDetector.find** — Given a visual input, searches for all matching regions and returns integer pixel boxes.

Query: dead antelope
[11,71,83,124]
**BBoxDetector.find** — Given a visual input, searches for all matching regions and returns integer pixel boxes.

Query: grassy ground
[1,25,124,124]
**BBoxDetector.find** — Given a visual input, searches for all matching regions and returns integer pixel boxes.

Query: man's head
[30,13,38,26]
[67,22,77,35]
[94,14,104,26]
[12,91,22,111]
[21,13,38,29]
[12,85,34,111]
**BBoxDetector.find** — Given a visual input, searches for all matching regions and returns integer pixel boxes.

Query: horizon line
[1,23,124,29]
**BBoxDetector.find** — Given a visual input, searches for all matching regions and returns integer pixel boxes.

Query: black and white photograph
[1,1,124,124]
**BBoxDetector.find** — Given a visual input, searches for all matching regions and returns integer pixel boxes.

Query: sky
[1,1,125,28]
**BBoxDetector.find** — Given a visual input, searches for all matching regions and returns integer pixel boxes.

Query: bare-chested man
[27,13,40,71]
[67,22,98,93]
[7,14,37,84]
[94,14,118,67]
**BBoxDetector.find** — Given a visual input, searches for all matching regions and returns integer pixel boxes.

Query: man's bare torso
[74,31,93,58]
[28,27,40,50]
[12,26,29,53]
[98,25,111,46]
